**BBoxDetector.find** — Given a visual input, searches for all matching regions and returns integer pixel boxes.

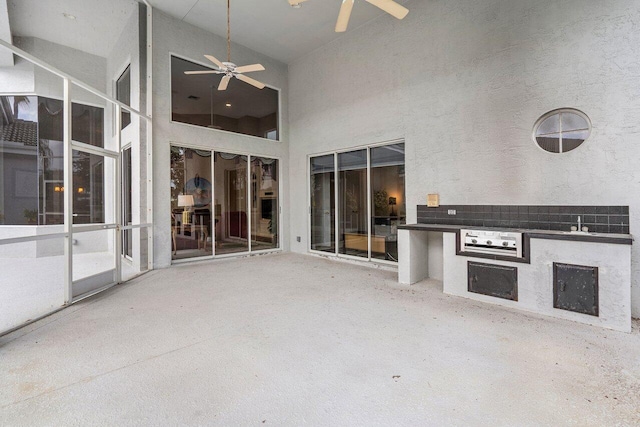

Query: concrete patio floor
[1,253,639,426]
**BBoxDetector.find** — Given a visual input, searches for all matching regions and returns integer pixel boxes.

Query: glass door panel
[170,147,213,260]
[215,152,248,255]
[71,151,108,225]
[251,157,279,251]
[310,155,335,253]
[122,147,132,259]
[338,150,368,258]
[370,143,405,261]
[71,153,117,298]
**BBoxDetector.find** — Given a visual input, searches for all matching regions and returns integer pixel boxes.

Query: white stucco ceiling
[148,0,409,63]
[5,0,410,63]
[7,0,137,58]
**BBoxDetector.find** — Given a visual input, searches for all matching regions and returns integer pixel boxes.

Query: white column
[398,229,429,285]
[63,79,73,303]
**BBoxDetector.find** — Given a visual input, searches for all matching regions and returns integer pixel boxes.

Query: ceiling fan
[185,0,266,91]
[288,0,409,33]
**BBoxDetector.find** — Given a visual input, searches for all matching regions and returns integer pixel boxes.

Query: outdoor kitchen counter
[397,223,633,332]
[398,223,633,245]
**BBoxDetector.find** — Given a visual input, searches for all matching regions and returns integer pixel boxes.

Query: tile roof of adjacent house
[0,119,38,146]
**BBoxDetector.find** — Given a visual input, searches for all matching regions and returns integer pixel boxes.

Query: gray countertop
[398,223,633,245]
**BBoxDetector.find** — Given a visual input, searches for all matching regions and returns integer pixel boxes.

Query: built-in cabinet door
[554,263,599,316]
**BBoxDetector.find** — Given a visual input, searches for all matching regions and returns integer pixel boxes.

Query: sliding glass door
[310,155,336,253]
[370,143,405,261]
[215,152,248,255]
[338,150,368,258]
[251,157,279,251]
[170,146,280,261]
[170,147,213,260]
[309,142,405,263]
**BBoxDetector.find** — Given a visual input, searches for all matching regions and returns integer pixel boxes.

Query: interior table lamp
[389,197,397,216]
[178,194,195,225]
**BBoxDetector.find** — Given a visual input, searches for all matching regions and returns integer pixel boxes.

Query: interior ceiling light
[62,13,76,20]
[184,0,266,91]
[225,103,232,107]
[336,0,409,32]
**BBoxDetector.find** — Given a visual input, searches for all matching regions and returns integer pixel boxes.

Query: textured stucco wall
[288,0,640,316]
[105,4,145,274]
[0,55,33,92]
[14,36,107,95]
[152,11,289,268]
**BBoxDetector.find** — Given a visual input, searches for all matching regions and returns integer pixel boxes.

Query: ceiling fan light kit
[184,0,266,91]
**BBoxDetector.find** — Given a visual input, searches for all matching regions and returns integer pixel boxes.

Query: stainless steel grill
[461,229,523,258]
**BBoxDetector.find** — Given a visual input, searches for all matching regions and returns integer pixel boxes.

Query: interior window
[171,56,279,140]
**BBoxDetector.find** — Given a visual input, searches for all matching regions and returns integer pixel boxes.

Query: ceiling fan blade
[204,54,225,69]
[335,0,354,32]
[184,70,220,75]
[218,75,231,91]
[236,74,266,89]
[365,0,409,20]
[235,64,265,73]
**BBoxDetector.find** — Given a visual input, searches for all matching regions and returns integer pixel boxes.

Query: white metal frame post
[63,79,73,303]
[247,155,252,253]
[115,105,123,283]
[334,153,339,256]
[144,0,154,272]
[211,152,216,256]
[367,148,372,260]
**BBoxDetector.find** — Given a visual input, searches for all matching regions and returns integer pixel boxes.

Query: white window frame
[307,139,406,266]
[533,108,591,154]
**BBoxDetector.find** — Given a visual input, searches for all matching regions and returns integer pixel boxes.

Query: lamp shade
[177,194,195,207]
[388,197,397,205]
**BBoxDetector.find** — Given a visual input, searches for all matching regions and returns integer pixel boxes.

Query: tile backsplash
[417,205,630,234]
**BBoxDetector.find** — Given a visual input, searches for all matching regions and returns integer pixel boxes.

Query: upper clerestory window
[171,55,280,141]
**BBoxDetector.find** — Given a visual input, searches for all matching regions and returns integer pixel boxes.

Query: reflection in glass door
[310,155,336,253]
[310,142,405,263]
[170,147,213,260]
[338,150,368,258]
[169,147,281,261]
[215,152,249,255]
[370,143,405,261]
[251,157,279,251]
